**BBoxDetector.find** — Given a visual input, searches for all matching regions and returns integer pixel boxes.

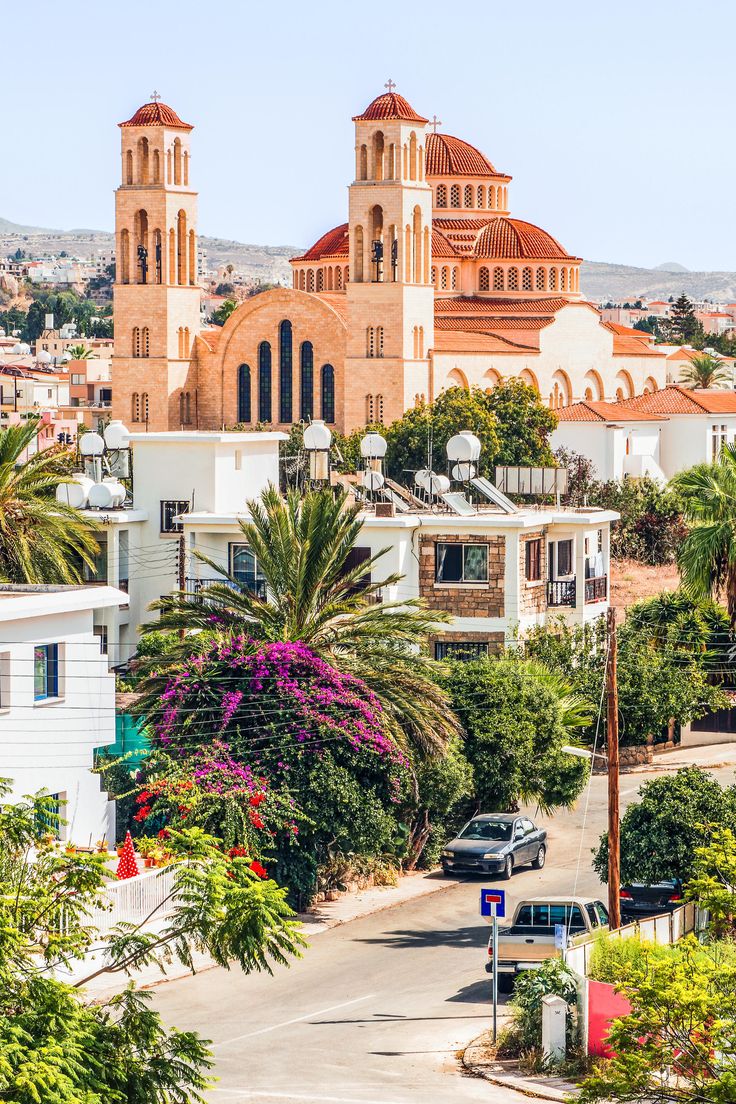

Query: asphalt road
[151,747,736,1104]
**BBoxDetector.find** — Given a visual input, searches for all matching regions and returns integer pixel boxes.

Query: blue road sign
[480,887,506,918]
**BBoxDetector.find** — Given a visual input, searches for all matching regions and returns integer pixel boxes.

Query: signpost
[480,889,506,1042]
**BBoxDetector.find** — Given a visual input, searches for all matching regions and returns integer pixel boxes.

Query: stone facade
[518,530,547,615]
[419,533,505,617]
[428,629,505,659]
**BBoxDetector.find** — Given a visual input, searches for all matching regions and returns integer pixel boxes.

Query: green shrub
[506,959,578,1053]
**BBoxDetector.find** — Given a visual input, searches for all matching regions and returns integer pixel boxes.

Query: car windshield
[458,819,512,842]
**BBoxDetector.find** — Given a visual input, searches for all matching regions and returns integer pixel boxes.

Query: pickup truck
[486,895,609,987]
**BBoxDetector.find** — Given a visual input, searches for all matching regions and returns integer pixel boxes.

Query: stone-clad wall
[428,630,506,657]
[419,534,505,617]
[518,531,547,615]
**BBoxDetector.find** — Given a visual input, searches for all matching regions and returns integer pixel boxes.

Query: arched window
[359,144,368,180]
[177,326,183,359]
[185,392,191,423]
[125,150,133,185]
[376,394,384,423]
[137,136,149,184]
[131,392,140,422]
[183,327,189,356]
[179,392,186,425]
[183,151,189,186]
[440,267,448,290]
[549,267,557,290]
[451,267,458,290]
[173,138,182,185]
[366,394,375,423]
[299,270,305,290]
[423,226,430,284]
[404,225,411,281]
[134,209,148,283]
[258,341,272,422]
[188,230,196,285]
[300,341,313,421]
[412,206,421,284]
[120,229,130,283]
[560,267,567,291]
[152,229,163,283]
[321,363,335,423]
[354,226,364,283]
[450,184,460,208]
[409,132,417,180]
[279,319,293,423]
[152,149,161,183]
[431,266,437,287]
[169,228,175,284]
[418,325,424,358]
[307,269,315,292]
[522,267,533,291]
[166,148,172,183]
[335,266,342,290]
[508,267,519,290]
[372,131,384,180]
[436,184,447,207]
[132,327,140,358]
[377,326,384,357]
[412,325,418,359]
[536,267,545,291]
[477,185,484,208]
[317,269,324,291]
[479,267,490,291]
[237,363,251,423]
[177,209,187,285]
[327,267,333,291]
[142,326,150,357]
[366,326,375,357]
[142,392,149,422]
[493,266,504,291]
[464,184,473,207]
[344,266,349,285]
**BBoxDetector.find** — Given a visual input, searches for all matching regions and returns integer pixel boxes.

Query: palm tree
[672,444,736,629]
[144,485,459,755]
[0,420,98,583]
[66,344,96,361]
[680,353,731,390]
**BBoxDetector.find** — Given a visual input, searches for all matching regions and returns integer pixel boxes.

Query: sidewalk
[463,1033,580,1102]
[77,867,458,1000]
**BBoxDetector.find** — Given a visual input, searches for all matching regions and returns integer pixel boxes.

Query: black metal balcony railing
[585,575,608,604]
[547,579,576,607]
[184,576,267,601]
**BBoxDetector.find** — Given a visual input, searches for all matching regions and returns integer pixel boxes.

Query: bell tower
[112,95,201,430]
[344,84,434,431]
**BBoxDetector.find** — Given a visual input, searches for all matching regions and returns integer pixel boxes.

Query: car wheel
[532,844,546,870]
[497,974,514,994]
[502,855,513,880]
[442,867,454,877]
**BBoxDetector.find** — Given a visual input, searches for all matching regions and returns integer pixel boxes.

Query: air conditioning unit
[375,502,395,518]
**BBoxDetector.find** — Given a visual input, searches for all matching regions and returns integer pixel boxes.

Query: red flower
[133,805,151,822]
[249,860,267,879]
[249,812,265,830]
[157,828,170,840]
[136,791,151,804]
[227,845,249,859]
[249,792,266,807]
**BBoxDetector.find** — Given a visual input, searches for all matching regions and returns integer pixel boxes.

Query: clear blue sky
[3,0,734,270]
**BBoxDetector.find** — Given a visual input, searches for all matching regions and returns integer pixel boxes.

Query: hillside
[3,216,736,300]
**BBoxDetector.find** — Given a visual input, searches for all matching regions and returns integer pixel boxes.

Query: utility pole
[606,605,621,930]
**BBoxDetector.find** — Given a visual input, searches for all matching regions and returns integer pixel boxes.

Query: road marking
[211,994,376,1047]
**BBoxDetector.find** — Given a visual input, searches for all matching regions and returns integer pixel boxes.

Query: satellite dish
[452,462,476,482]
[362,470,385,491]
[360,432,387,459]
[414,469,432,490]
[303,419,332,450]
[79,431,105,457]
[103,420,130,449]
[446,431,482,463]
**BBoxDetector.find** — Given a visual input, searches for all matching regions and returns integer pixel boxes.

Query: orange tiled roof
[474,218,576,261]
[313,293,349,323]
[605,321,653,339]
[353,92,427,124]
[435,315,552,332]
[119,100,192,129]
[433,330,538,354]
[197,328,223,351]
[612,335,665,357]
[435,296,569,316]
[432,228,459,258]
[292,223,349,262]
[425,133,506,178]
[557,401,667,423]
[620,385,736,415]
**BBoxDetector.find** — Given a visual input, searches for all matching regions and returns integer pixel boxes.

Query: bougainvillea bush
[139,638,413,904]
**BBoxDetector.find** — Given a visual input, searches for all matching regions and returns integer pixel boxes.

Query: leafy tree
[443,657,591,813]
[680,351,731,389]
[594,477,687,565]
[673,443,736,628]
[215,282,235,296]
[66,343,96,360]
[0,418,98,583]
[406,736,473,868]
[485,379,557,467]
[685,826,736,937]
[668,292,701,344]
[0,781,304,1103]
[579,936,736,1103]
[593,767,736,884]
[381,387,499,481]
[210,298,237,326]
[143,485,458,755]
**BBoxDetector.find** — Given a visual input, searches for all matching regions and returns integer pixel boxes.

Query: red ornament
[116,830,139,880]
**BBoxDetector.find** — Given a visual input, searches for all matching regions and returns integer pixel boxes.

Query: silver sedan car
[441,814,547,879]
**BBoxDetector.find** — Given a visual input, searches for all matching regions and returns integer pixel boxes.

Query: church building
[112,88,666,434]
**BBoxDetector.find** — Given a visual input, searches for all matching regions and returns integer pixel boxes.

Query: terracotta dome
[293,223,349,262]
[473,217,574,260]
[432,227,459,258]
[426,133,501,178]
[353,91,427,124]
[119,100,192,129]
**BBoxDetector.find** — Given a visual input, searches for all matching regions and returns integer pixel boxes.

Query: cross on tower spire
[150,89,162,103]
[430,115,442,134]
[384,78,396,94]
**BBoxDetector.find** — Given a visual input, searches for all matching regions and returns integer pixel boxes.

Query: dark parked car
[620,880,684,920]
[441,814,547,879]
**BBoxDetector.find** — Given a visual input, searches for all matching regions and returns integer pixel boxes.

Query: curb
[298,869,460,934]
[461,1036,576,1102]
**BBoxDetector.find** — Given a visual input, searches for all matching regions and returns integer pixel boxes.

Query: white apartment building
[0,584,127,845]
[73,429,616,663]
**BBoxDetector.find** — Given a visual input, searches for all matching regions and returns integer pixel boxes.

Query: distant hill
[580,260,736,304]
[654,261,689,273]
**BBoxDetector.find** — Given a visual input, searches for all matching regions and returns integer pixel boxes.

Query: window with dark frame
[435,543,489,584]
[34,644,59,701]
[525,538,542,582]
[228,543,267,599]
[434,641,489,662]
[160,500,189,534]
[556,539,573,577]
[340,546,372,597]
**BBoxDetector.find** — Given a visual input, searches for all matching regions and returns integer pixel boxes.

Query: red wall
[588,979,632,1057]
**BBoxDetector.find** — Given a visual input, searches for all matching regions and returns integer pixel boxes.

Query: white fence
[83,864,179,937]
[564,902,699,977]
